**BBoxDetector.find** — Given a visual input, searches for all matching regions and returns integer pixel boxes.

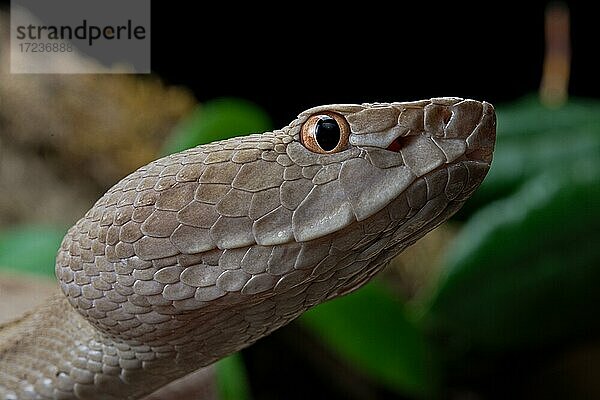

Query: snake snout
[419,98,497,166]
[370,99,495,167]
[463,101,496,165]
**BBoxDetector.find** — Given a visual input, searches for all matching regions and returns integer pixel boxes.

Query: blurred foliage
[0,74,196,191]
[464,96,600,211]
[301,283,436,397]
[0,225,65,276]
[1,95,599,398]
[216,354,251,400]
[427,156,600,349]
[162,97,272,155]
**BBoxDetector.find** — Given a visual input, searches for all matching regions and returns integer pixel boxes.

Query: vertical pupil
[315,117,340,151]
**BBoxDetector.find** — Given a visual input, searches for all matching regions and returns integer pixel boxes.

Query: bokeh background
[0,1,598,399]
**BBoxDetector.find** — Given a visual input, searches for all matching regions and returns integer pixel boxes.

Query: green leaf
[427,156,600,351]
[497,95,600,137]
[301,282,436,397]
[162,97,272,154]
[216,353,251,400]
[0,225,66,277]
[463,96,600,211]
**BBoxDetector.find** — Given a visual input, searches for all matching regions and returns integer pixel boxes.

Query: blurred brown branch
[540,2,571,107]
[0,12,197,227]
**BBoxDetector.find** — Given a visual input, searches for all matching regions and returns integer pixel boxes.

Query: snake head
[285,98,496,243]
[54,98,495,382]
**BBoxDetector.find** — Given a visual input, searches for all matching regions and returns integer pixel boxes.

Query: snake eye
[301,112,350,154]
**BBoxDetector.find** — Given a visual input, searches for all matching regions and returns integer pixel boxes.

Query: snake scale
[0,98,496,399]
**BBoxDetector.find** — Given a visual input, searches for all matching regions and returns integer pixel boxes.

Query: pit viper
[0,98,496,399]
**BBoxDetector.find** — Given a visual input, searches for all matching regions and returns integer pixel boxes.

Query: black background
[2,1,596,125]
[149,2,597,126]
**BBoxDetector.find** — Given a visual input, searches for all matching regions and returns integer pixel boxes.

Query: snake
[0,98,496,399]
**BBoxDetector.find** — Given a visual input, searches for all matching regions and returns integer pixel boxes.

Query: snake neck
[0,294,188,399]
[0,240,403,400]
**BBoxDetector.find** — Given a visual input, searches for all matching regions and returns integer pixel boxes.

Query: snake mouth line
[385,137,494,168]
[384,135,493,167]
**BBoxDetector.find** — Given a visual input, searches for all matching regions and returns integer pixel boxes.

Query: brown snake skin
[0,98,496,399]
